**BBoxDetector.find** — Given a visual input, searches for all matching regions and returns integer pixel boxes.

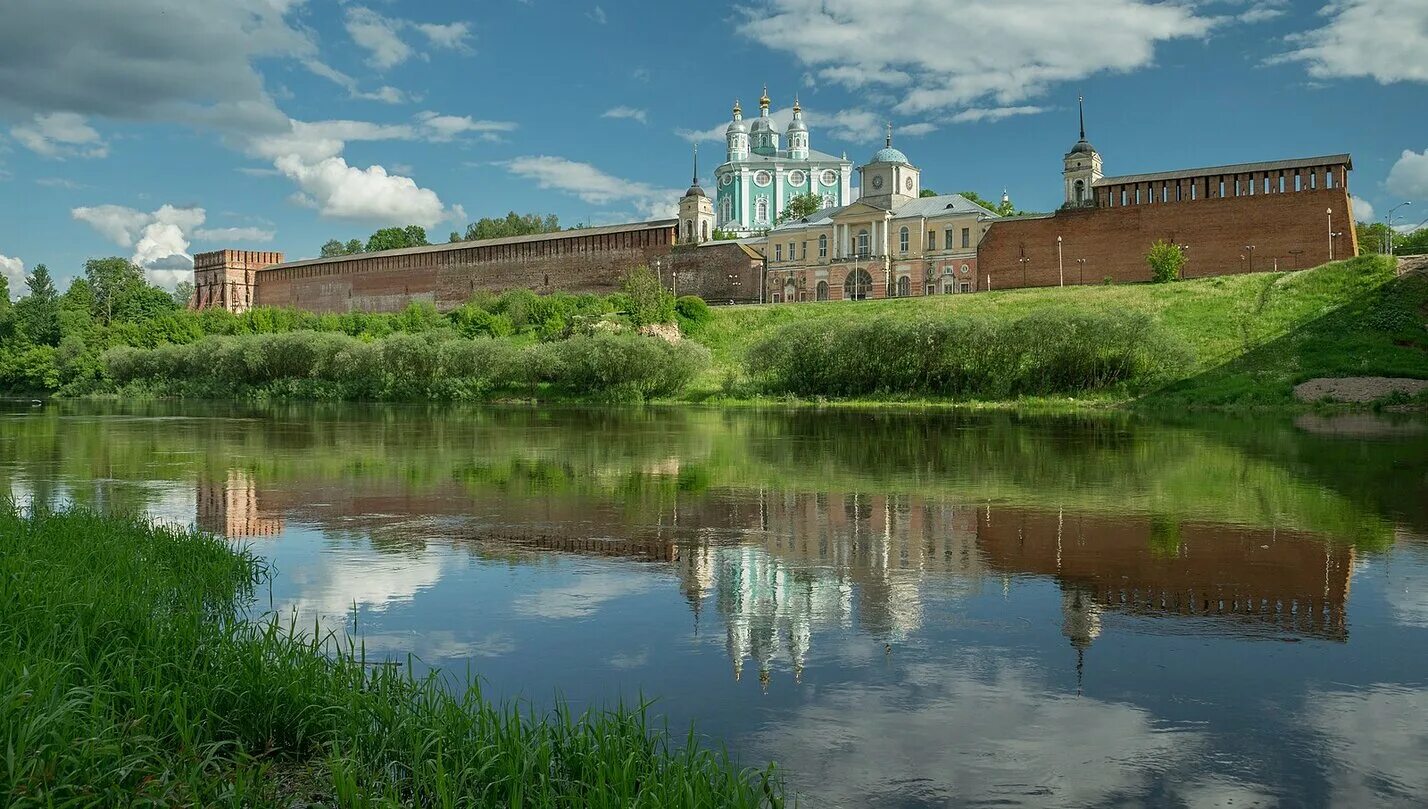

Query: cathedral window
[754,170,772,187]
[844,269,872,300]
[755,197,769,223]
[720,197,732,223]
[702,222,709,241]
[775,244,782,261]
[899,226,909,253]
[818,234,828,258]
[821,170,838,187]
[821,194,834,209]
[856,229,870,258]
[789,170,806,186]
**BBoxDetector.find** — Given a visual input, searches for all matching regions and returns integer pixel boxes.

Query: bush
[535,333,710,401]
[747,309,1190,399]
[1147,240,1186,283]
[674,295,713,335]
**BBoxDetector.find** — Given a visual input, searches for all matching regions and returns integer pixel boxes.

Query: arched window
[897,276,910,297]
[1074,179,1086,204]
[844,268,872,300]
[720,197,732,223]
[816,280,829,301]
[856,229,870,258]
[783,281,796,302]
[899,226,909,253]
[755,197,769,224]
[818,234,828,258]
[684,220,693,241]
[822,194,834,209]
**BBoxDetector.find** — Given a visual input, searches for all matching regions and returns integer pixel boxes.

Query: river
[3,401,1426,807]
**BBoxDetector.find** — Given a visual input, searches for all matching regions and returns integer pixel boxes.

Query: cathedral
[706,87,853,236]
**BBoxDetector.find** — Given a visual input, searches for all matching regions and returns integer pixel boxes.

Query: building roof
[265,218,678,271]
[871,146,910,164]
[1096,153,1353,186]
[890,194,1000,220]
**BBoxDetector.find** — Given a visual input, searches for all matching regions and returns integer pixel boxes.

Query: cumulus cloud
[10,112,108,158]
[1307,685,1428,807]
[678,104,889,145]
[1387,149,1428,200]
[949,106,1047,124]
[414,111,517,142]
[504,155,682,220]
[602,106,649,125]
[275,154,458,227]
[1351,196,1375,223]
[71,203,207,288]
[1275,0,1428,84]
[734,0,1214,115]
[0,254,24,298]
[345,6,472,70]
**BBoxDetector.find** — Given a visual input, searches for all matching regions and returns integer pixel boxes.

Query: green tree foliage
[957,190,1017,216]
[1146,240,1186,283]
[617,265,676,327]
[711,228,740,241]
[1397,226,1428,256]
[919,188,938,198]
[320,239,354,257]
[171,280,195,308]
[16,264,63,346]
[775,192,825,224]
[451,212,561,243]
[366,225,429,253]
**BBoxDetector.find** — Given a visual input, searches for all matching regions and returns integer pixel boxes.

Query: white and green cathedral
[707,88,853,237]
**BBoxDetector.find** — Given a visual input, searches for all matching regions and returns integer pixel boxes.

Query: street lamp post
[1178,244,1190,278]
[1018,256,1029,287]
[1327,208,1334,261]
[1057,236,1064,287]
[1243,245,1255,274]
[1077,258,1087,285]
[1387,202,1412,256]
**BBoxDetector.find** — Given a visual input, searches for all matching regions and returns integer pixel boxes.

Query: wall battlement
[193,249,285,313]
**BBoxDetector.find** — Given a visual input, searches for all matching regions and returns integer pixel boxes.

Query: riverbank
[0,506,781,806]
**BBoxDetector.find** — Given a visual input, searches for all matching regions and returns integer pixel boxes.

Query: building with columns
[714,87,854,237]
[762,128,999,302]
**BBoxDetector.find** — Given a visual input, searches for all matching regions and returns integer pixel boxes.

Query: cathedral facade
[712,88,853,236]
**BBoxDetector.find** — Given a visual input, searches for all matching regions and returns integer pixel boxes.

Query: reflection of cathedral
[196,470,284,538]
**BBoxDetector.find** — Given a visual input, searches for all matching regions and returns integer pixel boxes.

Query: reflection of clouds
[1385,545,1428,629]
[608,649,649,670]
[1307,685,1428,807]
[752,657,1198,808]
[1177,775,1279,808]
[282,545,452,623]
[511,571,649,619]
[359,630,515,662]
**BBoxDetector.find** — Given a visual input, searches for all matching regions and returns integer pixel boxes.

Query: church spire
[691,143,699,187]
[1078,95,1086,141]
[885,121,893,148]
[759,83,770,114]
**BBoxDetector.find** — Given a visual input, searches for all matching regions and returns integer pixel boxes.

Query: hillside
[688,255,1428,408]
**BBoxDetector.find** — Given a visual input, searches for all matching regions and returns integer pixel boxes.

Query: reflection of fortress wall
[196,471,284,539]
[976,509,1352,640]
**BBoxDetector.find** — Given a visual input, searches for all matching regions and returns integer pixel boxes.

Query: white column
[774,167,784,221]
[740,170,751,231]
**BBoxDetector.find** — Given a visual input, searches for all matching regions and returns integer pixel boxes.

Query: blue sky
[1,0,1426,293]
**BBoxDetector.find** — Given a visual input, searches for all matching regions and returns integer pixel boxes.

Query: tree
[919,188,938,198]
[1355,222,1393,255]
[15,264,62,346]
[958,190,1017,216]
[1397,226,1428,256]
[84,257,147,324]
[453,212,562,242]
[711,228,740,241]
[618,265,675,326]
[172,280,195,308]
[1146,240,1186,283]
[775,193,824,225]
[366,225,429,253]
[320,239,353,257]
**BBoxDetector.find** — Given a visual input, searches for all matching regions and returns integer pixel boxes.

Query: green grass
[0,505,781,807]
[688,255,1427,408]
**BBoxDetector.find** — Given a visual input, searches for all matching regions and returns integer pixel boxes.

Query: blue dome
[871,146,909,164]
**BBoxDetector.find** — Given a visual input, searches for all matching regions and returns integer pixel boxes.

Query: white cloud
[1276,0,1428,84]
[678,104,888,145]
[734,0,1214,115]
[275,154,458,227]
[504,155,682,220]
[949,105,1047,124]
[1307,685,1428,807]
[345,6,472,69]
[511,572,650,620]
[10,112,108,159]
[602,106,649,125]
[35,177,86,190]
[414,111,518,142]
[71,203,206,288]
[0,254,24,298]
[1387,149,1428,200]
[303,60,410,105]
[193,226,276,243]
[1351,196,1375,222]
[588,6,608,24]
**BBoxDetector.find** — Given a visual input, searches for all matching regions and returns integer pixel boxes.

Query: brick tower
[192,250,283,313]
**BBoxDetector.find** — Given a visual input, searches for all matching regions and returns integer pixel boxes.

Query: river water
[3,402,1427,807]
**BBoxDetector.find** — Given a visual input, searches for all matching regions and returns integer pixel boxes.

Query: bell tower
[1062,96,1102,209]
[678,145,715,244]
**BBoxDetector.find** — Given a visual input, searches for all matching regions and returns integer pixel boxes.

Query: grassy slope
[687,255,1427,407]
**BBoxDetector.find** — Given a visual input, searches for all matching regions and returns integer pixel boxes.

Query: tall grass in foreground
[0,506,781,806]
[746,308,1190,399]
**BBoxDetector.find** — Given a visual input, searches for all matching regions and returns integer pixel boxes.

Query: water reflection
[3,402,1427,808]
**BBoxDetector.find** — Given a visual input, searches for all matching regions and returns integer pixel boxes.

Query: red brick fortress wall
[250,222,678,314]
[193,250,285,312]
[980,162,1357,288]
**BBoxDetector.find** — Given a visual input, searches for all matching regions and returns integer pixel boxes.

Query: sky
[1,0,1426,295]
